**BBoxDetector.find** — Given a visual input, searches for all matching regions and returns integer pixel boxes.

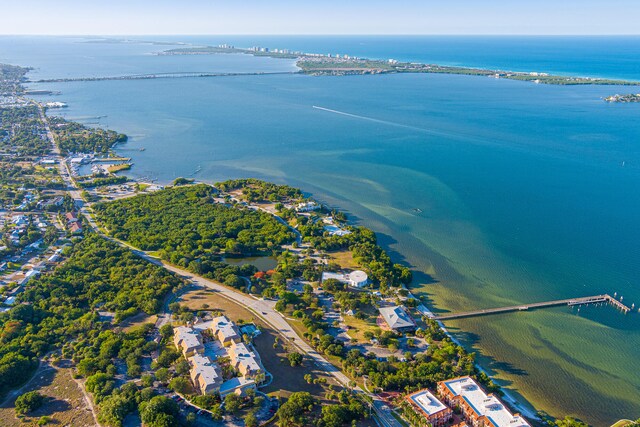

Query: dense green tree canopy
[49,116,127,155]
[277,391,315,427]
[93,184,294,287]
[0,234,183,397]
[215,178,303,202]
[14,391,44,414]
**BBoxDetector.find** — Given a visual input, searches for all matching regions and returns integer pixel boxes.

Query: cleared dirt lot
[0,364,96,427]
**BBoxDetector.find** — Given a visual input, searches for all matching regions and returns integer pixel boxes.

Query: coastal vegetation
[107,163,131,173]
[216,178,303,202]
[48,116,127,155]
[0,233,184,399]
[161,45,640,86]
[0,106,50,158]
[92,184,295,284]
[172,177,195,186]
[0,64,29,95]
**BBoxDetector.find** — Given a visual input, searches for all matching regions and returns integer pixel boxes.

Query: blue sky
[1,0,638,35]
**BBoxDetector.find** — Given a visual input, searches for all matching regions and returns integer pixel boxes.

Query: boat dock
[432,294,632,321]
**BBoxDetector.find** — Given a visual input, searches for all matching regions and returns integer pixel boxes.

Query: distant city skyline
[1,0,639,35]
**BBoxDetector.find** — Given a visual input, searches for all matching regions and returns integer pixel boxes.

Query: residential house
[378,305,416,332]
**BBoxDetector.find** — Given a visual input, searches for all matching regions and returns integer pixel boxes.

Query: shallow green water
[9,36,640,425]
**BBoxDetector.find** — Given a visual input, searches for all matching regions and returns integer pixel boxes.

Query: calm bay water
[2,36,639,425]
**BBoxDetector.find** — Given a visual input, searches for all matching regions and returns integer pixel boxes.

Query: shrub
[15,391,44,415]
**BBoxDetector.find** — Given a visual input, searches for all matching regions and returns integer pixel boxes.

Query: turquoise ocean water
[2,36,639,425]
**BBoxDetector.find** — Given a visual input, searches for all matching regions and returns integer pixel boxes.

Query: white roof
[175,326,202,349]
[409,389,448,416]
[229,342,261,372]
[25,270,40,278]
[322,270,367,287]
[219,377,255,395]
[212,315,240,341]
[442,377,531,427]
[189,353,221,385]
[348,270,368,283]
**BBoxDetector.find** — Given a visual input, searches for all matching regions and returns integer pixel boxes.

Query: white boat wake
[312,105,463,140]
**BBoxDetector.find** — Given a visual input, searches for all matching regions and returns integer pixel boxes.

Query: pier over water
[431,294,632,321]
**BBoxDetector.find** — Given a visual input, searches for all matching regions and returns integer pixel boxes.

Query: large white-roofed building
[188,353,223,395]
[406,389,452,426]
[173,326,204,357]
[438,377,531,427]
[321,269,369,288]
[228,342,262,379]
[210,315,241,347]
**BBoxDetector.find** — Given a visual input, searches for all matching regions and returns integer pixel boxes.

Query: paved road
[149,260,402,427]
[42,110,401,427]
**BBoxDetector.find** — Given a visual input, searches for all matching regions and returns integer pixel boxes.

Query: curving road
[43,108,401,427]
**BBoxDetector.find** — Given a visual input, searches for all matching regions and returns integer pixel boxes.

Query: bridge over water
[431,294,632,321]
[29,71,299,83]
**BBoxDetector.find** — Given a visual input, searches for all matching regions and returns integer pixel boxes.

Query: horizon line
[2,33,640,37]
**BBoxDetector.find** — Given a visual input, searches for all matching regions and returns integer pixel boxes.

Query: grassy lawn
[120,311,157,332]
[327,249,360,269]
[177,289,377,426]
[178,289,335,402]
[178,289,258,323]
[342,304,380,342]
[254,326,334,401]
[343,314,378,342]
[0,365,95,427]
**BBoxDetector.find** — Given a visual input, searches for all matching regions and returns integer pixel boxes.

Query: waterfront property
[295,201,321,212]
[321,270,369,288]
[406,389,453,426]
[438,377,531,427]
[378,305,416,332]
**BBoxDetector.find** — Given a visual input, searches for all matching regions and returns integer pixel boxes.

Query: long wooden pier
[432,294,631,321]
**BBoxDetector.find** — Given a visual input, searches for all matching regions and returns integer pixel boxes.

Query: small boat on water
[412,208,423,213]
